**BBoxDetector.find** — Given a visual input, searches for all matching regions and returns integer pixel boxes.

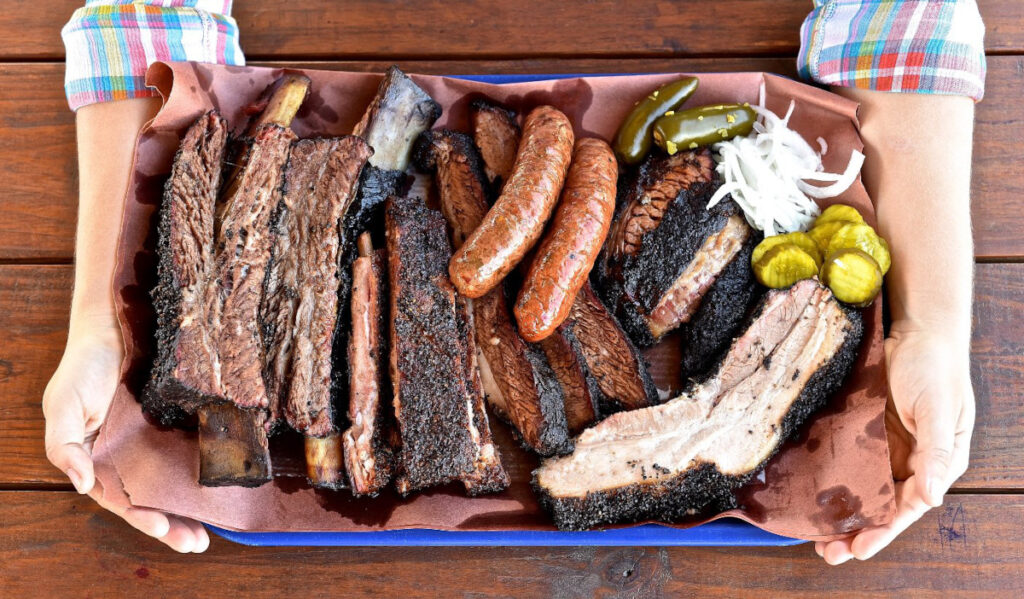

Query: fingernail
[67,468,85,494]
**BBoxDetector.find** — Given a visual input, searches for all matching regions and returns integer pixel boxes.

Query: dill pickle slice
[752,232,822,269]
[808,221,848,253]
[826,223,892,275]
[814,204,865,227]
[820,248,883,307]
[753,243,819,289]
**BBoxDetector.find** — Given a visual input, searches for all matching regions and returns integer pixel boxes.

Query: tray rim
[206,70,806,548]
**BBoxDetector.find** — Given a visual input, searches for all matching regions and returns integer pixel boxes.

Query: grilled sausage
[449,106,574,298]
[514,138,617,342]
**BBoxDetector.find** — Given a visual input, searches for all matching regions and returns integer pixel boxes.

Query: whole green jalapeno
[612,77,699,165]
[652,104,756,154]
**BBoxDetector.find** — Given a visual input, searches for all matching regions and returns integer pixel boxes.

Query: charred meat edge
[415,128,571,456]
[386,195,506,494]
[533,281,864,531]
[563,281,658,413]
[144,110,229,426]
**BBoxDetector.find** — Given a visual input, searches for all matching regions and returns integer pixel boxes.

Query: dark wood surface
[1,492,1021,597]
[2,2,1022,597]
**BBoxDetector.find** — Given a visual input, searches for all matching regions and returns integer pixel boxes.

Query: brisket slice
[144,110,229,426]
[386,195,507,494]
[533,280,863,531]
[537,326,602,435]
[598,150,760,350]
[261,136,372,436]
[456,295,512,494]
[215,123,295,410]
[469,99,520,187]
[473,287,572,456]
[562,281,658,413]
[414,129,571,456]
[342,249,395,496]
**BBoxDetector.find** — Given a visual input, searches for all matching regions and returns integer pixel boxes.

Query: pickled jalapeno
[613,77,700,165]
[652,104,756,155]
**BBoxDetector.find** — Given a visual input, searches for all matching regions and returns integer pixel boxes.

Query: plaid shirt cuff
[798,0,986,101]
[61,1,244,111]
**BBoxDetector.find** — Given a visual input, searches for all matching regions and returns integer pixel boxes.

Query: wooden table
[2,2,1022,596]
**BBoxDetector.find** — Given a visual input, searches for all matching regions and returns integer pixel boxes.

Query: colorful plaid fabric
[62,1,243,110]
[798,0,986,101]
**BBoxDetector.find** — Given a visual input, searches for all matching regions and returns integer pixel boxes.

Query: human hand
[815,320,975,564]
[43,316,210,553]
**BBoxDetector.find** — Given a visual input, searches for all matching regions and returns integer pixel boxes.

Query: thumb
[912,398,958,508]
[43,388,96,495]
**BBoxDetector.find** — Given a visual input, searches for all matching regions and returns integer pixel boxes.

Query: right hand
[43,316,210,553]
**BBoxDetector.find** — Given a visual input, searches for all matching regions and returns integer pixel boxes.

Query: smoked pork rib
[414,129,571,456]
[144,110,229,426]
[537,326,602,435]
[533,280,863,531]
[342,240,395,496]
[469,99,520,186]
[598,150,761,364]
[386,195,508,494]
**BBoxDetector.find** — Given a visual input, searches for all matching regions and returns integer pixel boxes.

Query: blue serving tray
[208,72,803,548]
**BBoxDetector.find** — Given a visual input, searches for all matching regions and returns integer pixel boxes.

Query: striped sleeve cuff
[798,0,987,101]
[61,1,245,111]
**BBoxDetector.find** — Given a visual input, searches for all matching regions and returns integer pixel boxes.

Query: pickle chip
[752,232,822,269]
[808,221,848,253]
[753,243,819,289]
[826,223,892,275]
[814,204,865,227]
[820,248,883,307]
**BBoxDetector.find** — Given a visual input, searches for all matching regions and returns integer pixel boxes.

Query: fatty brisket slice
[386,195,508,495]
[533,279,863,531]
[414,129,571,457]
[261,136,372,436]
[144,110,229,426]
[598,150,761,363]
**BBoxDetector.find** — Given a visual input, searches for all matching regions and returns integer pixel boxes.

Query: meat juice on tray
[140,67,885,531]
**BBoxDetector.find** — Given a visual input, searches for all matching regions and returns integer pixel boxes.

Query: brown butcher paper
[92,61,895,539]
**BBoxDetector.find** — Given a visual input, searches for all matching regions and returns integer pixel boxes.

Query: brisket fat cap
[386,195,507,494]
[262,136,372,436]
[145,110,229,425]
[215,123,296,411]
[598,150,756,349]
[533,280,864,531]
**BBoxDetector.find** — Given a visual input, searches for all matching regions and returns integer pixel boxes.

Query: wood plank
[6,1,1022,60]
[0,56,1021,260]
[2,263,1020,488]
[0,491,1020,596]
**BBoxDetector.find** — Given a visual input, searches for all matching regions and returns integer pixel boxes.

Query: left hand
[815,320,975,564]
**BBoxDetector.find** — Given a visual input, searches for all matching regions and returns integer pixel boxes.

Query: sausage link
[448,106,574,298]
[514,138,618,342]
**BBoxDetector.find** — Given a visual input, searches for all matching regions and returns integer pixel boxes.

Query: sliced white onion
[709,83,864,235]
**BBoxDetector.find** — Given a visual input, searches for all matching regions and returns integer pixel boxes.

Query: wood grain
[6,1,1021,60]
[2,263,1021,488]
[1,56,1021,260]
[0,491,1020,597]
